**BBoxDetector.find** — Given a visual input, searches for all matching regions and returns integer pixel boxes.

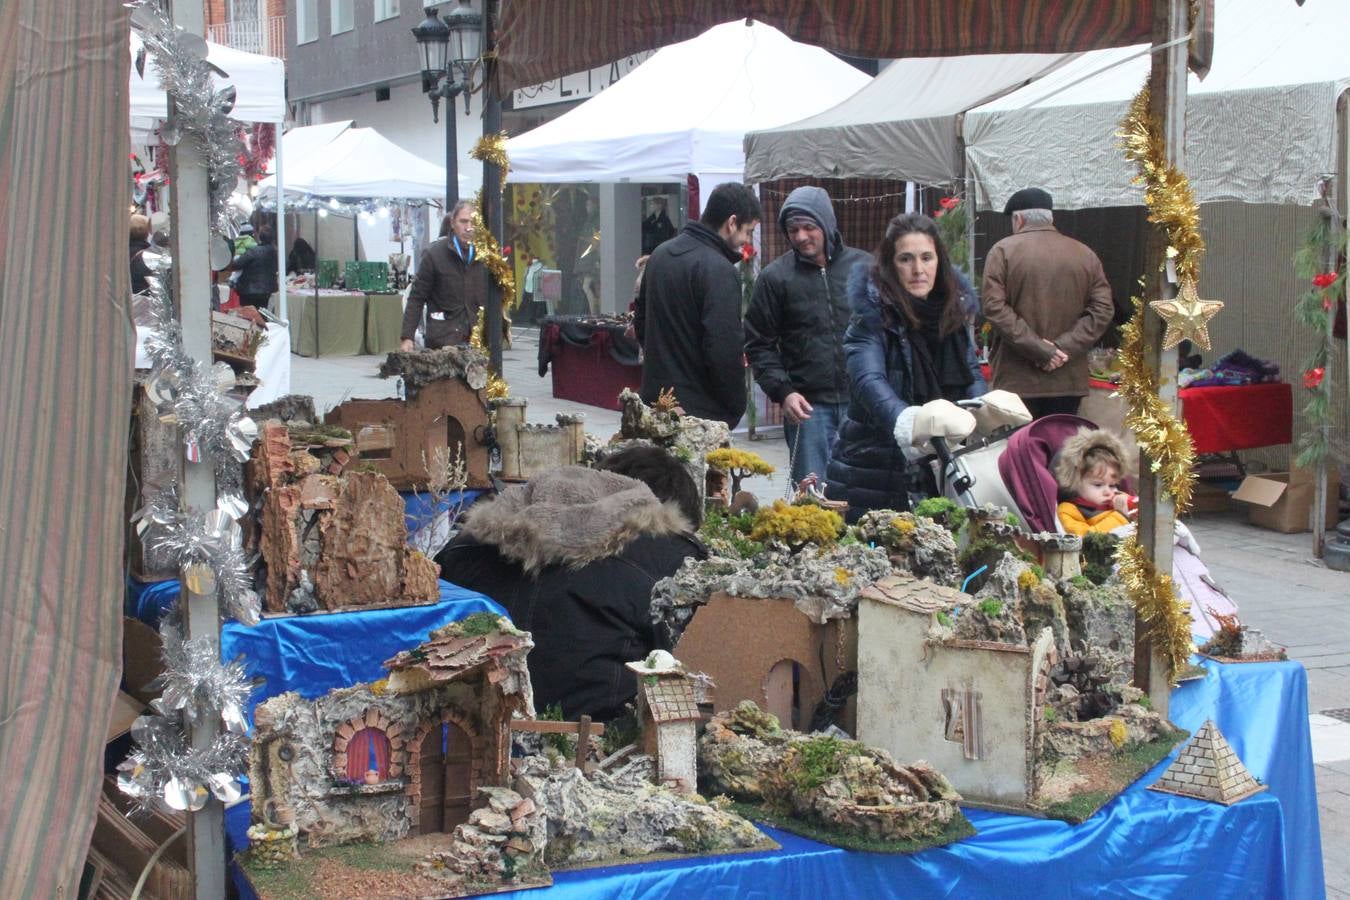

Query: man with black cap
[744,186,870,486]
[981,187,1114,418]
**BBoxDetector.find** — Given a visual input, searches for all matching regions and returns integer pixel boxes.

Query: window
[346,727,391,781]
[330,0,353,35]
[374,0,399,22]
[296,0,317,43]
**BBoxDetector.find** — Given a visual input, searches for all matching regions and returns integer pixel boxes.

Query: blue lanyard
[453,236,474,264]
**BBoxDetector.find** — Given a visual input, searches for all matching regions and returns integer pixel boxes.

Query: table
[226,656,1323,899]
[289,290,367,357]
[1179,382,1293,454]
[363,292,404,355]
[538,316,641,411]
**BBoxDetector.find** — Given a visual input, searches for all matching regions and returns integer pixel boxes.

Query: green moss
[1080,532,1120,585]
[936,610,952,627]
[1043,706,1057,722]
[601,709,640,756]
[1069,574,1092,589]
[1004,511,1023,528]
[726,800,977,855]
[782,735,850,794]
[912,497,967,535]
[454,611,508,637]
[539,703,573,755]
[1029,563,1045,580]
[699,506,764,559]
[978,598,1004,618]
[1037,728,1187,823]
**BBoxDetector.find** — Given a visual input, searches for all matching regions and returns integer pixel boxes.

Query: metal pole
[482,0,504,374]
[445,87,459,212]
[165,0,227,892]
[1134,0,1189,718]
[276,125,287,321]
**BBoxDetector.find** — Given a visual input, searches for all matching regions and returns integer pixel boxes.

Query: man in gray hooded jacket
[744,186,870,486]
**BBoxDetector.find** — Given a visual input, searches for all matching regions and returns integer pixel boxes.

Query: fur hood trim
[1053,427,1134,491]
[460,466,692,574]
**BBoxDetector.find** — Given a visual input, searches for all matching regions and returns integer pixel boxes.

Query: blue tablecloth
[227,657,1323,899]
[220,580,505,723]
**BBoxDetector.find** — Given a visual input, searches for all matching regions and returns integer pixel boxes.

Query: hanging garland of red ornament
[1292,212,1345,467]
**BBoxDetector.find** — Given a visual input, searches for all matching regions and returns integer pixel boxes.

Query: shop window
[296,0,318,43]
[346,727,391,781]
[374,0,399,22]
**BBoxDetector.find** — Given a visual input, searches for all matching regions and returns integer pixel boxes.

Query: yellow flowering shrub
[1017,569,1041,591]
[1107,718,1128,749]
[750,500,844,549]
[706,448,775,494]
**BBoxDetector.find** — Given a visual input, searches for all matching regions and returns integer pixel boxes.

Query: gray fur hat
[1052,427,1133,493]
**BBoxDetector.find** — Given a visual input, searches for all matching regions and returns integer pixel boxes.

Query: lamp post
[412,2,482,211]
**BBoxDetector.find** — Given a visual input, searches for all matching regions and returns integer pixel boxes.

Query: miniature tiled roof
[641,677,701,724]
[1148,720,1266,805]
[383,626,533,689]
[860,573,969,614]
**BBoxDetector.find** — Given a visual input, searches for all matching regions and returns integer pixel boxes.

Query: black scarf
[905,294,973,404]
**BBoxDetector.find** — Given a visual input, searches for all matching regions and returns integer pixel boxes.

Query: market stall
[285,288,404,358]
[536,315,641,411]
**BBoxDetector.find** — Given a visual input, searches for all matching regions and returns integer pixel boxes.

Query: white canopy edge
[129,32,286,124]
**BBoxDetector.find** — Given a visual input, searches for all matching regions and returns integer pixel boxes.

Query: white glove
[970,389,1033,436]
[895,399,977,451]
[1174,520,1201,556]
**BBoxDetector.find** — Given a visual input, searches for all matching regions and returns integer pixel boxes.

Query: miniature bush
[1107,718,1128,749]
[456,612,507,637]
[700,505,764,559]
[1068,574,1092,589]
[706,448,775,495]
[1016,569,1040,592]
[912,497,967,535]
[978,598,1004,618]
[1043,706,1057,723]
[936,610,953,628]
[750,500,844,550]
[781,735,849,795]
[539,703,573,756]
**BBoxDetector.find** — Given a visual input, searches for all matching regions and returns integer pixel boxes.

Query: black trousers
[1025,395,1082,419]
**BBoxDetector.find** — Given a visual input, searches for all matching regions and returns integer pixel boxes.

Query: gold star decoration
[1149,279,1224,351]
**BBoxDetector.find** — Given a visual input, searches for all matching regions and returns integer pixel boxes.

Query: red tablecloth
[1178,382,1292,454]
[543,327,642,411]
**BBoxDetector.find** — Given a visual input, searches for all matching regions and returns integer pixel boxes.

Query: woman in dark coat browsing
[826,213,986,520]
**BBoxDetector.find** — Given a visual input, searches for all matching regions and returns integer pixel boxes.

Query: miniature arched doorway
[346,728,391,782]
[424,415,467,476]
[765,659,809,730]
[417,720,473,833]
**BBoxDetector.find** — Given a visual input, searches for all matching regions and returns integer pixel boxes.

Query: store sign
[511,51,654,110]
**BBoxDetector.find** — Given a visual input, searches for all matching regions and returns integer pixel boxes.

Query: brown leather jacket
[401,237,489,348]
[980,222,1114,398]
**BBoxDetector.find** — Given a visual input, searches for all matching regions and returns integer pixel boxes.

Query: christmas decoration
[1148,278,1224,351]
[1292,215,1344,467]
[1115,534,1195,685]
[130,0,245,233]
[1302,367,1325,390]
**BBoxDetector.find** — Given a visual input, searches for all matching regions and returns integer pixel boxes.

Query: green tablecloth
[288,291,368,358]
[364,293,404,355]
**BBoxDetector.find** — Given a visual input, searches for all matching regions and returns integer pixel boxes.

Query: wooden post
[574,715,593,773]
[482,0,505,375]
[1133,0,1191,718]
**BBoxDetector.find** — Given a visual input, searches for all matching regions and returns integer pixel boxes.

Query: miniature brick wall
[332,708,406,781]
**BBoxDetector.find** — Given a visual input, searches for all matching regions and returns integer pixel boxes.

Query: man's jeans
[782,401,847,488]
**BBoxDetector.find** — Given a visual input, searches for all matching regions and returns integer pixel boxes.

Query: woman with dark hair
[826,213,986,519]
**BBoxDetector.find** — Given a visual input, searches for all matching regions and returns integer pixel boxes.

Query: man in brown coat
[400,200,488,350]
[980,187,1114,418]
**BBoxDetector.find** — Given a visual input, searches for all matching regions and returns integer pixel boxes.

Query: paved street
[288,325,1349,896]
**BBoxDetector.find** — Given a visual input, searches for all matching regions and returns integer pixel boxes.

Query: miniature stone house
[628,656,701,793]
[1032,532,1083,579]
[494,398,586,482]
[856,574,1056,812]
[673,591,858,733]
[248,617,535,847]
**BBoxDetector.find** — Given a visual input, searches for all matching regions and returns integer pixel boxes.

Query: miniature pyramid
[1148,720,1266,805]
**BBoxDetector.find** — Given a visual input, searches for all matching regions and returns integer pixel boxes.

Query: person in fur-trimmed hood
[435,447,706,722]
[1053,426,1138,536]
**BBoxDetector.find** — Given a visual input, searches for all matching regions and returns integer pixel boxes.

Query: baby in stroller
[928,401,1238,639]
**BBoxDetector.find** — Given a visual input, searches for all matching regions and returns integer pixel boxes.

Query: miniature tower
[627,652,701,794]
[1033,532,1083,579]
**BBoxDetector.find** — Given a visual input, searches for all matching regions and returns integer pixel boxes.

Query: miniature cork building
[856,574,1057,812]
[1033,532,1083,580]
[325,348,492,490]
[1149,720,1266,805]
[248,616,534,847]
[628,653,701,793]
[494,398,586,482]
[249,421,440,613]
[673,591,858,733]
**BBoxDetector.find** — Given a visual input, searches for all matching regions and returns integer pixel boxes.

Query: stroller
[926,405,1237,639]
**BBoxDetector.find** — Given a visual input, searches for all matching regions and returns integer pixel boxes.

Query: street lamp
[412,2,482,209]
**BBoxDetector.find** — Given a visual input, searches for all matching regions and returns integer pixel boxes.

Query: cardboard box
[1233,466,1341,533]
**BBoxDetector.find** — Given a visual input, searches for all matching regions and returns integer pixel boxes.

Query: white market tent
[506,19,872,190]
[262,120,352,176]
[129,32,286,129]
[256,126,450,203]
[745,0,1349,211]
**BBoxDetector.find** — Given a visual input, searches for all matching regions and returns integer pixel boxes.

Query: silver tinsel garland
[134,498,262,626]
[130,0,245,232]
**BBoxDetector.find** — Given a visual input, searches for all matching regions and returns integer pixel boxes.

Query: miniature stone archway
[407,708,483,836]
[765,658,817,731]
[332,708,407,783]
[424,414,468,476]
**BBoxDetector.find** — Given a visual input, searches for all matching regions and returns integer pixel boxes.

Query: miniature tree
[706,448,775,496]
[749,500,844,551]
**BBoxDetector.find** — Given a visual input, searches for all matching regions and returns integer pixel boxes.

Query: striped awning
[496,0,1162,93]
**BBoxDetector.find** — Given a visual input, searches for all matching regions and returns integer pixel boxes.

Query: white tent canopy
[263,121,352,176]
[256,126,450,202]
[966,0,1350,209]
[129,33,285,126]
[744,52,1072,186]
[506,20,871,188]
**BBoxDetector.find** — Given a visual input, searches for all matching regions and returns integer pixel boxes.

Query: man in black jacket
[634,182,761,427]
[231,224,279,309]
[400,200,488,350]
[745,186,870,486]
[435,447,706,723]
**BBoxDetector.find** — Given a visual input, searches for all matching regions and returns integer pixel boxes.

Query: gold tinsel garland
[1119,87,1205,283]
[464,132,514,399]
[1116,536,1195,683]
[1114,85,1208,683]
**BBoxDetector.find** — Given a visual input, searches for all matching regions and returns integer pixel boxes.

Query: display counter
[287,289,404,358]
[537,315,641,411]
